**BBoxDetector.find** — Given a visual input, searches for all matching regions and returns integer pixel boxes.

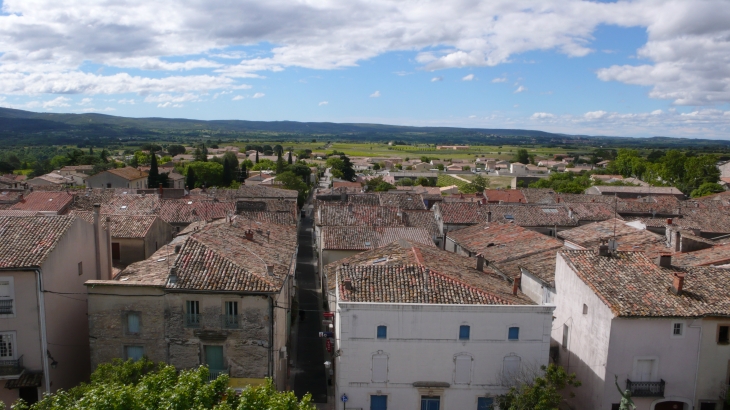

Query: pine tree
[186,167,196,190]
[89,146,94,155]
[147,151,159,189]
[276,151,286,174]
[255,151,259,163]
[287,150,293,164]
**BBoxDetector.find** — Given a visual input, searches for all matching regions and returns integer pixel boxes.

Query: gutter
[35,268,51,393]
[268,295,274,381]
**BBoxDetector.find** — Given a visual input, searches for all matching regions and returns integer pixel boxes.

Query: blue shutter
[421,397,440,410]
[126,346,144,361]
[377,326,387,339]
[477,397,494,410]
[371,395,387,410]
[459,325,470,340]
[508,327,519,340]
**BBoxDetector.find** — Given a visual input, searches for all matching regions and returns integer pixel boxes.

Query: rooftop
[558,219,668,256]
[321,226,435,250]
[106,167,148,181]
[483,189,526,203]
[9,191,73,213]
[671,244,730,267]
[560,250,730,317]
[0,215,76,268]
[72,211,159,238]
[587,185,684,195]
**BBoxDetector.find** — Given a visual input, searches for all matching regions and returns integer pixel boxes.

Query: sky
[0,0,729,139]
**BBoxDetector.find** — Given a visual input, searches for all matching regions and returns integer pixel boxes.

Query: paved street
[292,211,329,404]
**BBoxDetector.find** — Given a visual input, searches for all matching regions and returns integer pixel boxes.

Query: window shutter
[372,355,388,382]
[503,356,521,384]
[454,355,471,384]
[0,281,10,298]
[127,313,140,333]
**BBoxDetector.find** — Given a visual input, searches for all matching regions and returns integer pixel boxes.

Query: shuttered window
[127,313,140,334]
[125,346,144,361]
[503,356,521,384]
[372,355,388,382]
[454,355,472,384]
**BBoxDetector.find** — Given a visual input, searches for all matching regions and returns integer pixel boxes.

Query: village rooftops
[315,202,436,232]
[436,202,579,227]
[9,191,73,213]
[671,243,730,267]
[327,239,532,305]
[72,211,159,238]
[447,223,563,267]
[560,249,730,317]
[377,193,427,210]
[498,249,559,286]
[321,226,435,251]
[558,218,669,256]
[233,185,298,199]
[585,185,684,197]
[106,167,148,181]
[0,215,76,268]
[483,189,526,203]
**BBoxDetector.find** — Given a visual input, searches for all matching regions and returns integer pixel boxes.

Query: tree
[461,174,490,193]
[148,152,160,189]
[273,144,284,156]
[276,171,308,207]
[691,182,724,198]
[397,177,414,186]
[514,148,530,165]
[11,358,315,410]
[364,176,394,192]
[187,161,224,187]
[287,151,293,165]
[240,162,249,181]
[415,177,431,187]
[99,149,109,163]
[193,144,208,162]
[167,144,187,157]
[186,166,197,190]
[372,163,381,171]
[222,157,233,186]
[276,151,286,174]
[255,151,259,163]
[495,364,581,410]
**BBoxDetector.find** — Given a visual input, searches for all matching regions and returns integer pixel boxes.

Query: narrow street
[292,209,329,405]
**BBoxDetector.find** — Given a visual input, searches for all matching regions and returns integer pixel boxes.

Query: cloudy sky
[0,0,729,138]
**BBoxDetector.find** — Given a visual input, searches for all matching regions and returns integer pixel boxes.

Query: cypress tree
[287,151,293,164]
[276,151,286,174]
[241,162,248,181]
[223,158,233,186]
[255,151,259,163]
[186,167,197,190]
[147,151,159,188]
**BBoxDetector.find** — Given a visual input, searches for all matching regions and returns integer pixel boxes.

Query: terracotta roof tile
[671,244,730,267]
[72,211,158,238]
[483,189,526,203]
[0,215,76,268]
[558,219,669,256]
[10,191,73,213]
[321,226,435,250]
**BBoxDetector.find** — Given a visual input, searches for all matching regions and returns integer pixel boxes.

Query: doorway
[655,402,687,410]
[19,387,38,405]
[112,243,120,260]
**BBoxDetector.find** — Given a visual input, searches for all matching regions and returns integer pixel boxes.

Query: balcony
[185,313,201,328]
[208,368,228,382]
[221,314,241,329]
[0,300,13,315]
[626,379,665,397]
[0,355,23,377]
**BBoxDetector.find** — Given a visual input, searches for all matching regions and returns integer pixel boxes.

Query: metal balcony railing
[626,379,665,397]
[185,313,201,328]
[208,368,228,382]
[221,314,241,329]
[0,355,23,376]
[0,300,13,315]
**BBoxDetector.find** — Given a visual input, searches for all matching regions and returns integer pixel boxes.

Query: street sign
[326,338,332,352]
[341,394,348,403]
[323,312,334,318]
[319,331,334,338]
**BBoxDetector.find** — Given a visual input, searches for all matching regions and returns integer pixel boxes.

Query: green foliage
[529,172,591,194]
[364,176,394,192]
[372,163,381,171]
[415,177,432,187]
[147,153,159,188]
[690,182,724,198]
[275,171,308,207]
[514,148,530,165]
[252,159,276,171]
[461,174,489,193]
[167,144,187,157]
[397,177,414,186]
[186,167,196,190]
[193,143,208,162]
[12,358,313,410]
[187,161,224,188]
[495,364,581,410]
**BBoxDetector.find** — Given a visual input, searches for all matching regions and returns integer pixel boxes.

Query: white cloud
[462,74,474,81]
[394,71,412,76]
[143,93,201,104]
[319,101,328,106]
[232,95,245,101]
[117,99,135,105]
[531,112,555,119]
[468,115,476,118]
[370,90,381,98]
[492,77,507,83]
[584,110,607,120]
[78,97,92,105]
[157,102,184,108]
[431,76,443,82]
[514,85,526,93]
[252,92,265,98]
[42,96,71,108]
[81,107,115,112]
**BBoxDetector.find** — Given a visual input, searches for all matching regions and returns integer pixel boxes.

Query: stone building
[85,217,297,391]
[86,167,148,189]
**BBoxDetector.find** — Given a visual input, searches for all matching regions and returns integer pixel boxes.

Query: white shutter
[372,355,388,382]
[503,356,521,384]
[635,359,654,381]
[0,281,10,298]
[454,355,472,384]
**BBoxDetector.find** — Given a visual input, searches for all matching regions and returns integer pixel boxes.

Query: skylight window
[372,257,388,264]
[188,201,193,204]
[542,208,558,213]
[504,214,514,220]
[121,205,127,209]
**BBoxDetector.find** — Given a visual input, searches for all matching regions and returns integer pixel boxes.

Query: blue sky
[0,0,729,138]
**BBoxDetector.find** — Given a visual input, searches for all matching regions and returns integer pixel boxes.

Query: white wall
[335,302,554,410]
[695,318,730,408]
[519,269,554,305]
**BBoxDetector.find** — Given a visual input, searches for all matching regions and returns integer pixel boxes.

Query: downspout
[35,269,51,393]
[93,204,102,280]
[690,318,702,406]
[268,295,274,382]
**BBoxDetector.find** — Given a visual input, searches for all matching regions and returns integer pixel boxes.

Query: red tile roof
[10,191,73,213]
[106,167,148,181]
[483,189,526,203]
[321,226,435,250]
[72,211,159,238]
[0,216,76,268]
[558,219,669,256]
[671,244,730,267]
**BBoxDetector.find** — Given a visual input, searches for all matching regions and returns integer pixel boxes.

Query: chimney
[18,193,23,202]
[598,243,610,257]
[512,276,521,295]
[487,211,492,223]
[174,244,182,253]
[656,254,672,268]
[168,267,178,284]
[341,192,346,202]
[673,230,680,252]
[476,254,485,272]
[671,273,685,295]
[105,216,112,279]
[343,279,353,291]
[666,218,673,225]
[158,183,163,196]
[568,207,573,219]
[93,204,102,280]
[244,230,254,240]
[557,197,561,203]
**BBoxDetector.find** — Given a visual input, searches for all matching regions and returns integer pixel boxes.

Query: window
[503,356,521,385]
[477,397,494,410]
[126,312,140,334]
[186,301,200,327]
[421,396,440,410]
[454,355,472,384]
[0,278,14,315]
[0,333,15,359]
[77,262,83,276]
[634,359,655,381]
[372,354,388,382]
[672,322,683,337]
[459,325,470,340]
[562,324,569,349]
[125,346,144,361]
[204,345,224,371]
[611,404,620,410]
[582,304,588,315]
[223,301,238,329]
[371,395,387,410]
[377,325,387,339]
[508,327,519,341]
[719,325,729,345]
[699,403,717,410]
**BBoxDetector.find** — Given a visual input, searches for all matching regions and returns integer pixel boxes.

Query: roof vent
[598,243,610,257]
[174,244,181,254]
[656,254,672,268]
[244,230,254,240]
[266,265,274,276]
[512,276,521,296]
[343,279,353,291]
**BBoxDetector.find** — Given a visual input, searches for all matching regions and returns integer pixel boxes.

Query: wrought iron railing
[185,313,201,328]
[0,299,13,315]
[221,314,240,329]
[0,355,23,376]
[208,368,228,382]
[626,379,665,397]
